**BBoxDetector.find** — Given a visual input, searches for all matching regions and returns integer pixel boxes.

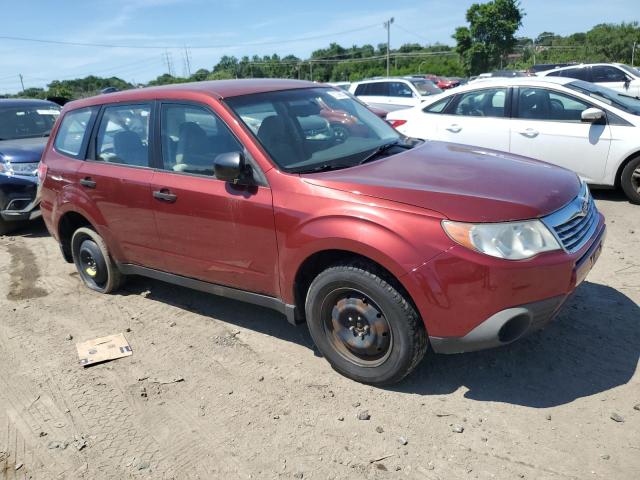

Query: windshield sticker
[37,109,61,115]
[327,90,350,100]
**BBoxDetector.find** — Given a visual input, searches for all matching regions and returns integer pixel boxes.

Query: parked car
[349,78,443,112]
[538,63,640,97]
[528,63,577,74]
[423,75,461,89]
[387,77,640,203]
[40,79,605,385]
[0,99,61,234]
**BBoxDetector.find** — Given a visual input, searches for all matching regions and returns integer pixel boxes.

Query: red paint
[40,80,604,340]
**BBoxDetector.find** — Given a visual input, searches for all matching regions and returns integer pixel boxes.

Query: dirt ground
[0,190,638,480]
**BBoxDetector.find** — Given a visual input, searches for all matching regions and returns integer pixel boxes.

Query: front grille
[542,183,599,254]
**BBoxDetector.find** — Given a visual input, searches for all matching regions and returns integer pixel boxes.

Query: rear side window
[423,97,451,113]
[54,107,95,158]
[95,104,151,167]
[452,88,507,117]
[355,82,389,96]
[516,88,591,122]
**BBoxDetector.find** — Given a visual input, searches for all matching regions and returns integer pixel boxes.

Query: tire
[620,156,640,204]
[71,227,123,293]
[305,262,428,385]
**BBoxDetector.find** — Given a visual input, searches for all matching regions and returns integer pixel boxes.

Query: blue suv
[0,99,60,234]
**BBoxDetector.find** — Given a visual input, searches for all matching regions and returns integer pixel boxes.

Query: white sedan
[386,77,640,203]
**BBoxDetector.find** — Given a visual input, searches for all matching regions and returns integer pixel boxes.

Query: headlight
[0,161,39,176]
[442,219,561,260]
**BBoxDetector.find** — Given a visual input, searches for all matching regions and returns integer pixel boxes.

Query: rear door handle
[518,128,539,138]
[153,189,177,203]
[79,177,96,189]
[445,124,462,133]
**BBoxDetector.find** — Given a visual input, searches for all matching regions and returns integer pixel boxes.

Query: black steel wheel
[71,227,123,293]
[322,288,393,367]
[306,262,428,385]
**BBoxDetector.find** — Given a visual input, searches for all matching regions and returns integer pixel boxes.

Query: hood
[0,137,47,163]
[303,141,581,222]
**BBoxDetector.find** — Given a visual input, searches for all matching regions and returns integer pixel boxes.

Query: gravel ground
[0,190,638,480]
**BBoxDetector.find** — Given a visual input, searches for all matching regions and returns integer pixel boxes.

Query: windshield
[0,104,60,140]
[617,64,639,78]
[225,87,403,172]
[566,80,640,115]
[409,79,443,96]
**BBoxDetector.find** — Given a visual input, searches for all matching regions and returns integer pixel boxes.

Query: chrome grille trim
[541,183,599,254]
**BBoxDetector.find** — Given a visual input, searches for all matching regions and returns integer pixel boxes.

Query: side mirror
[581,108,605,123]
[214,151,250,184]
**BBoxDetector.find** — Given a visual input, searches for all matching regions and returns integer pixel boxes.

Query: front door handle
[445,124,462,133]
[153,189,177,203]
[79,177,96,189]
[518,128,539,138]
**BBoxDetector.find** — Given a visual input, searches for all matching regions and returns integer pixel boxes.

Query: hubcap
[632,166,640,193]
[323,289,392,367]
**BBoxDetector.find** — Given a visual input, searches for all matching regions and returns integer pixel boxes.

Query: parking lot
[0,190,637,479]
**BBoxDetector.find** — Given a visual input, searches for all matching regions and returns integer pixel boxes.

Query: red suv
[40,79,605,385]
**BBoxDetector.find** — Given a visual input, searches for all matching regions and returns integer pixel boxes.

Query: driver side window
[159,104,242,177]
[517,88,591,122]
[452,88,507,117]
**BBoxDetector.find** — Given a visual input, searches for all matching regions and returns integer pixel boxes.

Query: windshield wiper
[358,141,402,165]
[291,163,352,174]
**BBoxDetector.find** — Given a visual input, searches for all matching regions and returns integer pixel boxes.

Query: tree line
[2,0,639,102]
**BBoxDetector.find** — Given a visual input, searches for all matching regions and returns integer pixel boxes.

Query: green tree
[454,0,524,75]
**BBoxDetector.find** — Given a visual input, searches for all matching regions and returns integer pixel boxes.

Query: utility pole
[163,50,174,76]
[383,17,394,77]
[18,74,25,92]
[310,61,313,81]
[633,41,637,67]
[183,46,192,77]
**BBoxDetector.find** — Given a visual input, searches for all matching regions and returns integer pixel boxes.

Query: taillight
[37,162,48,184]
[388,119,407,129]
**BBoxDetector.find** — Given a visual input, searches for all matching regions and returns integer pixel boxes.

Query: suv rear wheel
[305,262,428,385]
[71,227,123,293]
[620,156,640,204]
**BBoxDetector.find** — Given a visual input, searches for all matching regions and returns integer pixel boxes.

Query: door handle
[79,177,96,189]
[153,189,177,203]
[518,128,539,138]
[445,124,462,133]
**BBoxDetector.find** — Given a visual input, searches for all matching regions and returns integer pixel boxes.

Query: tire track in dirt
[5,241,48,301]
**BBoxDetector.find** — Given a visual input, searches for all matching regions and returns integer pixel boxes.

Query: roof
[0,98,60,108]
[462,76,574,89]
[65,79,319,110]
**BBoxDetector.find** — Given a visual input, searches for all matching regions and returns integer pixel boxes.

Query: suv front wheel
[305,262,428,385]
[71,227,123,293]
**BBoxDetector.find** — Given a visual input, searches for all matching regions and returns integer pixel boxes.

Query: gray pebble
[398,436,408,445]
[357,410,370,421]
[600,454,610,460]
[610,412,624,423]
[452,425,464,433]
[633,403,640,411]
[337,416,344,421]
[375,426,384,434]
[65,334,73,341]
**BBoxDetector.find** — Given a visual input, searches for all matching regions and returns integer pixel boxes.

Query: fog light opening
[498,314,531,343]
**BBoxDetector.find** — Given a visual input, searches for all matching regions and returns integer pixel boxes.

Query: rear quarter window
[54,107,96,158]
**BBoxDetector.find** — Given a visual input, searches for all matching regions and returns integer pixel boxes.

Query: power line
[395,24,430,43]
[0,24,379,50]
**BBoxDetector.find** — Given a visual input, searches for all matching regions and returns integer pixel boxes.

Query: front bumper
[407,216,606,353]
[0,174,39,222]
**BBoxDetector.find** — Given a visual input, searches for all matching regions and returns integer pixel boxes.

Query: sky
[0,0,637,93]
